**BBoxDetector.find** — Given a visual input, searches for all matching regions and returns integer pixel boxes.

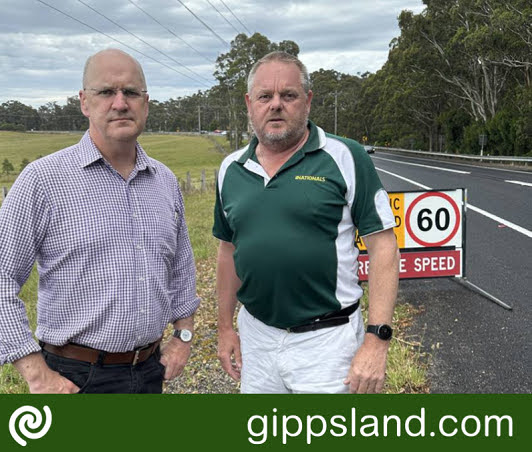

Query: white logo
[9,405,52,447]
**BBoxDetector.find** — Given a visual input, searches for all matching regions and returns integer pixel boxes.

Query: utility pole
[198,105,201,133]
[334,90,338,135]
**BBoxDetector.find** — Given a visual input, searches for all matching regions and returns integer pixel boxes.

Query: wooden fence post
[186,172,192,192]
[200,169,206,192]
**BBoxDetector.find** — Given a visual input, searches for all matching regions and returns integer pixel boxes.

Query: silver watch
[173,328,193,343]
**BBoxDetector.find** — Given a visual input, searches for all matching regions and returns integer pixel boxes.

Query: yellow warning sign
[355,192,405,251]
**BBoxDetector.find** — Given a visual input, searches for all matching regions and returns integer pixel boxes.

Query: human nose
[111,90,128,110]
[269,93,283,111]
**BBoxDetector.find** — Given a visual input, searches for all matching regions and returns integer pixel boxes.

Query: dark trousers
[42,348,165,394]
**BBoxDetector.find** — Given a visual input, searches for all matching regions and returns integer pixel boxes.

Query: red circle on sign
[405,192,461,247]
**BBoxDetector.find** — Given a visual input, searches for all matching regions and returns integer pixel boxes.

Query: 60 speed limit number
[404,191,463,248]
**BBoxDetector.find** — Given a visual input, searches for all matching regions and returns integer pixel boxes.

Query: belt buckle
[132,349,141,366]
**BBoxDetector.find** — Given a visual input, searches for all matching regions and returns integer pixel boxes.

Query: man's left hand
[159,337,192,381]
[343,335,389,394]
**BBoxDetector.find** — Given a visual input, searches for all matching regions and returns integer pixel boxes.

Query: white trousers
[237,305,365,394]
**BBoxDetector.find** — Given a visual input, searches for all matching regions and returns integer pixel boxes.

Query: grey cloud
[1,0,424,107]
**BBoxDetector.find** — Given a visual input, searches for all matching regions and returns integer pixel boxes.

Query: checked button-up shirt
[0,131,200,364]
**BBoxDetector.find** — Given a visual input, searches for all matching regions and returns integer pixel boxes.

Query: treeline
[1,0,529,156]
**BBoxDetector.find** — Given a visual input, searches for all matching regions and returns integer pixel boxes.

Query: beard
[252,115,309,151]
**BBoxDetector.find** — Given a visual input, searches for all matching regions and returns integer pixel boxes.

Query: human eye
[97,89,116,97]
[257,93,271,102]
[122,88,142,98]
[283,92,297,101]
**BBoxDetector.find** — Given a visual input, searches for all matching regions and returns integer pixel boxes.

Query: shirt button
[136,244,142,249]
[139,276,145,281]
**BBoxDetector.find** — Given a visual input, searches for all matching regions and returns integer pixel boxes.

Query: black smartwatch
[366,324,393,341]
[173,329,193,343]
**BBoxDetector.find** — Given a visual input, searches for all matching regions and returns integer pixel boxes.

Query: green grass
[0,131,227,191]
[0,132,428,394]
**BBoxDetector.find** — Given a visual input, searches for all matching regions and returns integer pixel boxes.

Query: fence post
[200,169,206,192]
[1,186,7,202]
[186,172,192,192]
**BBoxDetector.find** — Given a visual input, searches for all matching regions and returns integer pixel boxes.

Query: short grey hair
[82,48,147,90]
[247,51,311,94]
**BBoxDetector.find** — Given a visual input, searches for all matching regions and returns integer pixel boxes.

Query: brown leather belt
[41,338,162,366]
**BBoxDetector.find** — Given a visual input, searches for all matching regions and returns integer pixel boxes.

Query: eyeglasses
[84,87,148,99]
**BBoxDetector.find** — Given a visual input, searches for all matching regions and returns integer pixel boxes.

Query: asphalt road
[371,151,532,393]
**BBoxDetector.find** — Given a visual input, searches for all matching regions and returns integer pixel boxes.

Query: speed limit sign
[404,191,463,248]
[356,188,465,281]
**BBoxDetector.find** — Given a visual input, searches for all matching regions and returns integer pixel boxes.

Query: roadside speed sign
[356,188,465,280]
[405,191,462,248]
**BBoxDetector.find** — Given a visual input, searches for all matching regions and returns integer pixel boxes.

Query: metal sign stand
[452,277,512,310]
[453,189,512,310]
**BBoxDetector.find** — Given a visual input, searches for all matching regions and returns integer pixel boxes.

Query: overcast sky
[1,0,425,107]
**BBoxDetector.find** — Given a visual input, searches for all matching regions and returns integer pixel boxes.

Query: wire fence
[0,169,218,204]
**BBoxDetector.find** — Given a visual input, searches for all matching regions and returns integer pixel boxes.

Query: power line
[76,0,213,84]
[127,0,214,64]
[175,0,230,46]
[219,0,251,35]
[35,0,210,87]
[206,0,240,35]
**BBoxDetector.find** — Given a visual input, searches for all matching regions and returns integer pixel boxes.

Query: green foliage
[462,121,485,155]
[1,158,14,175]
[0,122,25,131]
[19,158,30,172]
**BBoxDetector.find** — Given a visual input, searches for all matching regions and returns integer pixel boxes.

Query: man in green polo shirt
[213,51,400,393]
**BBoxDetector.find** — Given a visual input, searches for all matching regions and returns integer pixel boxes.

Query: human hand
[14,352,80,394]
[343,335,389,394]
[28,369,80,394]
[160,337,192,380]
[217,328,242,381]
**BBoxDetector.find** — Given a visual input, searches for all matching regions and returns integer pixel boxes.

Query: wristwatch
[173,328,193,343]
[366,324,393,341]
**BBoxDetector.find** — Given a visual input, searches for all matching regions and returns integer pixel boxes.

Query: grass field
[0,131,428,394]
[0,131,229,191]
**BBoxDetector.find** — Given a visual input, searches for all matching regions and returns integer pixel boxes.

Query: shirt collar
[78,130,156,173]
[236,120,325,164]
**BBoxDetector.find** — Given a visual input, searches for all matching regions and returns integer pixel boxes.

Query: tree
[2,159,14,175]
[0,100,40,130]
[20,158,30,172]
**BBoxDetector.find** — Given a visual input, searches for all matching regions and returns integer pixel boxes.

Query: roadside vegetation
[0,132,428,394]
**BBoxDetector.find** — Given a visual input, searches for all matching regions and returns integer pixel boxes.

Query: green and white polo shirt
[213,121,395,329]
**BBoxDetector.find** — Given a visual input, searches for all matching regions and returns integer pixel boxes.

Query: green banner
[0,395,528,451]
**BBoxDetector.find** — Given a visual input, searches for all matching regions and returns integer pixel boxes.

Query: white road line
[377,167,532,238]
[373,156,470,174]
[506,180,532,187]
[376,168,431,190]
[376,152,532,175]
[466,205,532,238]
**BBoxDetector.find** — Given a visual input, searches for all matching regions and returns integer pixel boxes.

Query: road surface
[372,151,531,393]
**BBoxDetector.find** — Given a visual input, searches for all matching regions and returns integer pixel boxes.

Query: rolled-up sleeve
[0,166,49,364]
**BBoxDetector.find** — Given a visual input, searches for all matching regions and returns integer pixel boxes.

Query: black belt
[286,301,360,333]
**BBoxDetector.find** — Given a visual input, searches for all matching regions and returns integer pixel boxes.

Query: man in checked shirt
[0,49,200,393]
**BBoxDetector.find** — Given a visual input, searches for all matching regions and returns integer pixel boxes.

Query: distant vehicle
[363,145,375,154]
